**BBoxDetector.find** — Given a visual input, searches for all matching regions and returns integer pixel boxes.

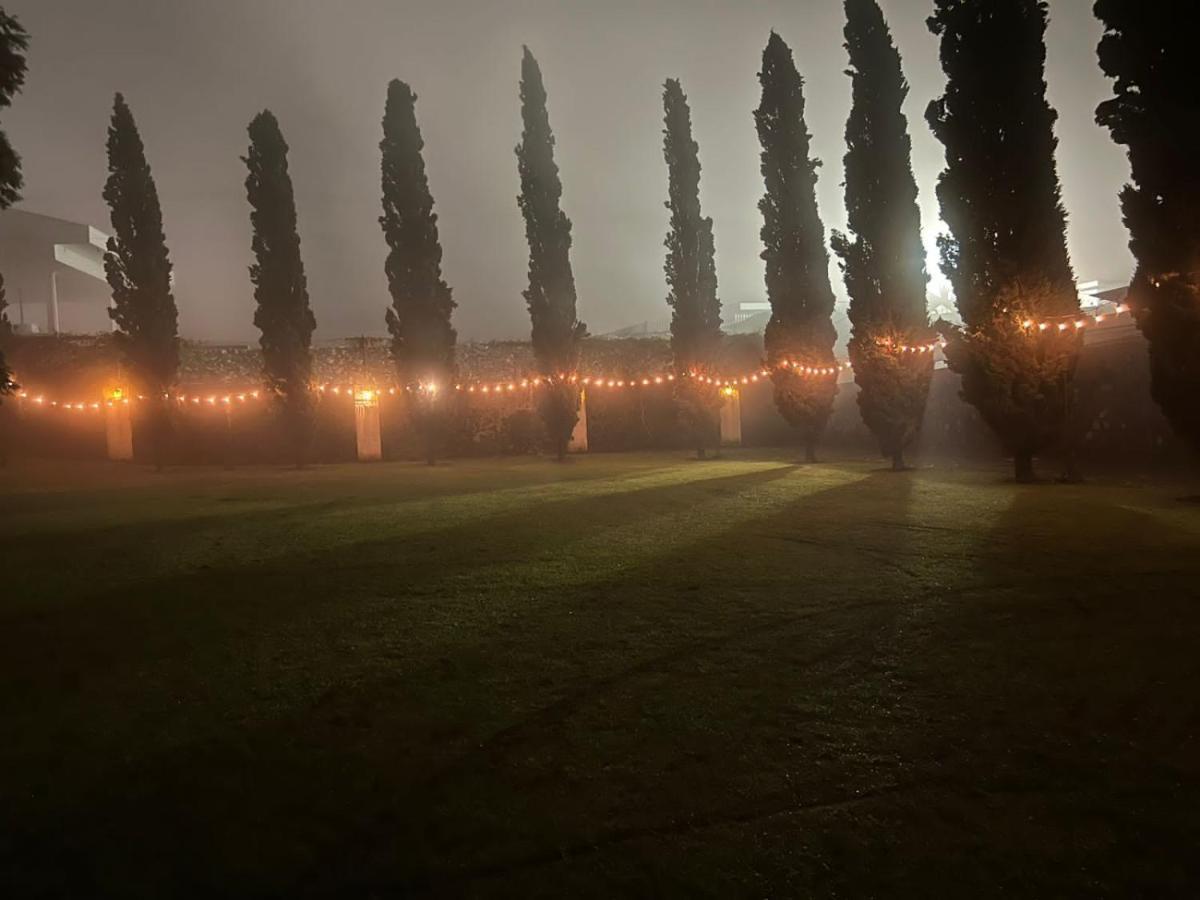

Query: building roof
[0,209,110,251]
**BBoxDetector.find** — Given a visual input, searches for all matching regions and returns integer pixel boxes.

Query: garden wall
[0,328,1188,469]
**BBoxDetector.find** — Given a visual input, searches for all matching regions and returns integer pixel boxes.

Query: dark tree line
[1095,0,1200,454]
[380,79,457,464]
[516,47,586,460]
[926,0,1079,482]
[755,31,839,463]
[662,77,722,459]
[832,0,931,472]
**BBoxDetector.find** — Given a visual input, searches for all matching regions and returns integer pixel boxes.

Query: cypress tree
[380,79,457,464]
[831,0,932,471]
[663,77,722,459]
[755,31,839,463]
[516,47,586,460]
[244,110,316,464]
[926,0,1079,483]
[103,93,180,466]
[0,7,28,402]
[1095,1,1200,452]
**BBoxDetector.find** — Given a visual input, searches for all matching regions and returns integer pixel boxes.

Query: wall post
[719,387,742,447]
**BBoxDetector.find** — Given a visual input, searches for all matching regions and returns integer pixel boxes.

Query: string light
[873,303,1133,354]
[875,338,945,354]
[13,305,1133,416]
[1015,303,1129,334]
[9,361,838,413]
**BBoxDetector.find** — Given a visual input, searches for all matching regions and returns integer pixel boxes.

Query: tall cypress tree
[755,31,839,463]
[831,0,931,471]
[516,47,586,460]
[103,93,180,466]
[0,7,28,402]
[1095,1,1200,452]
[244,110,316,464]
[926,0,1079,482]
[380,79,457,464]
[663,77,722,458]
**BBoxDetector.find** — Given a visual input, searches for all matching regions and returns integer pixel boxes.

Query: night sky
[5,0,1131,343]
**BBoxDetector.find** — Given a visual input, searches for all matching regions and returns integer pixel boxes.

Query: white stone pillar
[719,387,742,447]
[49,270,61,335]
[354,390,382,461]
[104,392,134,461]
[568,387,588,452]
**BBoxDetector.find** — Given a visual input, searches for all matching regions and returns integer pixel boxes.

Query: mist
[5,0,1131,343]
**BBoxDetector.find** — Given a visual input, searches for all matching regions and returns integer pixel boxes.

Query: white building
[0,210,112,334]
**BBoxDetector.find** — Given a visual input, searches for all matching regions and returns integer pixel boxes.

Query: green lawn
[2,451,1199,897]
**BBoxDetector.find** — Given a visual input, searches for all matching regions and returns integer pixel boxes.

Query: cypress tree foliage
[516,47,586,460]
[244,110,316,464]
[0,7,26,210]
[380,79,457,464]
[0,7,28,404]
[103,94,180,465]
[663,77,722,459]
[755,31,839,463]
[1095,1,1200,452]
[926,0,1079,483]
[831,0,932,472]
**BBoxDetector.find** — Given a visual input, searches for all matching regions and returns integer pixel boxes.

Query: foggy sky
[5,0,1132,344]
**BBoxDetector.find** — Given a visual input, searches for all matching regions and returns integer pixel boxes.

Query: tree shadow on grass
[0,459,800,634]
[863,481,1200,896]
[308,468,936,895]
[12,464,1061,897]
[0,460,845,897]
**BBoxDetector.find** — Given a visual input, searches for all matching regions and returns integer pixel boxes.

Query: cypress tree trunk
[380,80,457,465]
[516,48,586,460]
[755,32,839,458]
[0,274,12,425]
[102,93,181,468]
[1095,2,1200,454]
[804,436,817,464]
[152,396,169,473]
[662,78,723,461]
[926,0,1080,483]
[244,110,316,467]
[891,448,906,472]
[831,0,932,470]
[1015,451,1035,484]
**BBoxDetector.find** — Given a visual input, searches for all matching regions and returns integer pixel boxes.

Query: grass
[2,450,1199,897]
